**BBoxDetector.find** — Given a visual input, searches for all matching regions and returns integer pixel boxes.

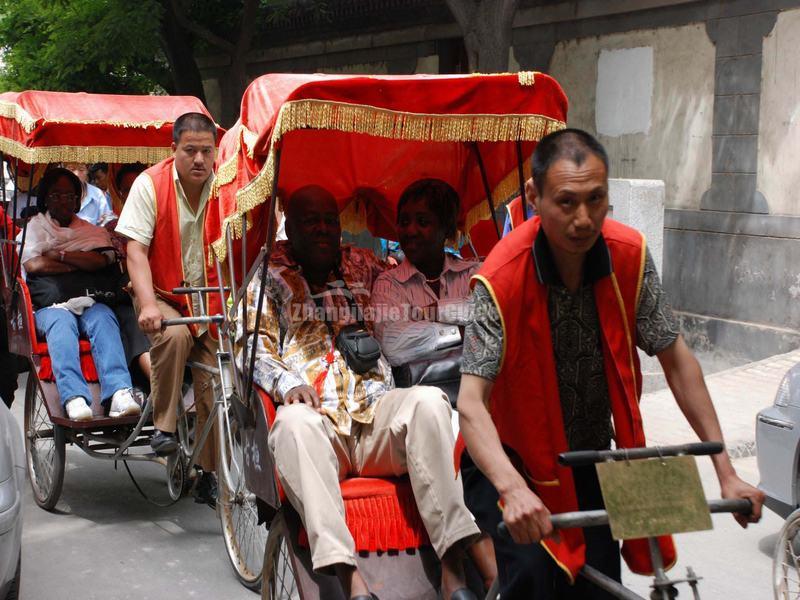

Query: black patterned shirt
[461,230,679,451]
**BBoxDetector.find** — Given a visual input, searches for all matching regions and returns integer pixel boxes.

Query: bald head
[285,185,342,279]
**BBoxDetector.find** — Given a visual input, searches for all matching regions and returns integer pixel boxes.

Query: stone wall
[197,0,800,361]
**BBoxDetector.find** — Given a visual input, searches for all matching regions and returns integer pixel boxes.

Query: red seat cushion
[297,476,430,552]
[36,339,99,383]
[255,388,429,552]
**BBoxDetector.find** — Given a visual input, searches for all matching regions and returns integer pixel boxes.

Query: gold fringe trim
[0,135,171,165]
[242,126,259,159]
[210,99,567,262]
[0,99,37,133]
[212,130,242,197]
[518,71,536,86]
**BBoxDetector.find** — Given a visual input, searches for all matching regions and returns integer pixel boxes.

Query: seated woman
[371,178,479,367]
[370,179,497,590]
[21,168,140,421]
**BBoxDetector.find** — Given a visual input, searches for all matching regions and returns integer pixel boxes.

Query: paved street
[9,374,256,600]
[9,348,799,599]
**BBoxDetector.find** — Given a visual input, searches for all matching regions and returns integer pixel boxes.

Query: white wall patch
[596,46,653,137]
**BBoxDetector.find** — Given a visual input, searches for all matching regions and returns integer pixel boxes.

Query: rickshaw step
[51,414,149,429]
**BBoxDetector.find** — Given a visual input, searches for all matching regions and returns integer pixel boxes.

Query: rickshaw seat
[255,386,431,552]
[17,276,99,383]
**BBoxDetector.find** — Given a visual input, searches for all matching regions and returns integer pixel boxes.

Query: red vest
[144,158,207,334]
[462,216,675,580]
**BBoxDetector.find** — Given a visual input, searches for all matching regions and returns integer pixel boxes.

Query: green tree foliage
[0,0,171,94]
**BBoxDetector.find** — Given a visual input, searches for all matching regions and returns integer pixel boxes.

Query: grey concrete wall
[547,25,714,211]
[758,7,800,216]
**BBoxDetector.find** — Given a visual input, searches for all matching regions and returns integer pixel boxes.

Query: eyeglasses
[46,192,78,203]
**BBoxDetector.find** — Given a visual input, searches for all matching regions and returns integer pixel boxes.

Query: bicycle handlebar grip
[709,498,753,515]
[162,315,224,327]
[172,286,231,294]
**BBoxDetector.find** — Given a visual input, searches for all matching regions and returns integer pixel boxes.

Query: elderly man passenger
[240,185,480,600]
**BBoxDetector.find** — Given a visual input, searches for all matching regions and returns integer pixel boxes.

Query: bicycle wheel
[261,511,299,600]
[219,403,267,591]
[774,507,800,599]
[24,372,65,510]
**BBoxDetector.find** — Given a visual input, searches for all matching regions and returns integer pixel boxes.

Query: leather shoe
[450,589,478,600]
[350,595,378,600]
[150,429,179,456]
[193,471,217,510]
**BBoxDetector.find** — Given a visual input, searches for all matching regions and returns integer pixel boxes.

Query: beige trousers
[268,385,480,572]
[137,296,218,472]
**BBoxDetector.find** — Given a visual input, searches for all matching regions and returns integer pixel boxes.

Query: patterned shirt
[240,241,390,435]
[461,230,680,451]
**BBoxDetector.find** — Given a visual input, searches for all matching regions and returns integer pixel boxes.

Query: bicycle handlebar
[496,498,752,540]
[162,315,224,327]
[172,286,231,294]
[558,442,724,467]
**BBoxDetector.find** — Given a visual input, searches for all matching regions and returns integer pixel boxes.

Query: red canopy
[0,90,220,165]
[209,72,568,265]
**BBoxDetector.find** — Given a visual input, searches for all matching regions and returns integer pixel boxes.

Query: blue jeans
[35,303,132,407]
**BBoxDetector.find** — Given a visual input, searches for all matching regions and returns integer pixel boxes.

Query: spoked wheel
[262,511,300,600]
[219,404,267,591]
[774,507,800,599]
[24,372,65,510]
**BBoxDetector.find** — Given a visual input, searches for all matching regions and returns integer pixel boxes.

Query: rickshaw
[0,90,265,591]
[203,71,568,599]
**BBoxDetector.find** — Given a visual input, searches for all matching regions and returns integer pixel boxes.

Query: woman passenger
[371,178,479,365]
[370,178,497,590]
[21,168,140,421]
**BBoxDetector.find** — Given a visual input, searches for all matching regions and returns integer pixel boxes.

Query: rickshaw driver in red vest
[116,112,219,507]
[456,129,765,599]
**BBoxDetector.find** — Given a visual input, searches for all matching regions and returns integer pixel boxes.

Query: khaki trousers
[268,386,480,572]
[137,297,218,472]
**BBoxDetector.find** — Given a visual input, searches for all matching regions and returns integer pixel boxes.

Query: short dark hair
[115,163,146,190]
[532,128,609,195]
[36,167,82,213]
[397,178,460,239]
[172,112,217,144]
[88,163,108,178]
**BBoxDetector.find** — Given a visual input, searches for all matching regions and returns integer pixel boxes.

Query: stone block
[662,226,800,331]
[713,94,760,135]
[715,55,763,95]
[608,179,665,272]
[707,17,740,57]
[712,134,758,173]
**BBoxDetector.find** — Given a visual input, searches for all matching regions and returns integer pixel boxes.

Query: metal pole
[648,536,672,600]
[516,140,528,223]
[471,143,501,241]
[244,146,282,402]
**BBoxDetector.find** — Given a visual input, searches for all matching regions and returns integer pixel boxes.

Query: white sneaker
[109,388,142,418]
[65,397,93,421]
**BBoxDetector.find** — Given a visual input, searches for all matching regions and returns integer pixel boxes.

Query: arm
[458,374,553,543]
[57,249,109,272]
[23,256,75,275]
[657,336,764,525]
[126,240,163,334]
[371,272,461,366]
[239,269,320,409]
[635,249,764,525]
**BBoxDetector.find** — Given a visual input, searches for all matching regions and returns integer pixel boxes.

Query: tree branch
[169,0,235,54]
